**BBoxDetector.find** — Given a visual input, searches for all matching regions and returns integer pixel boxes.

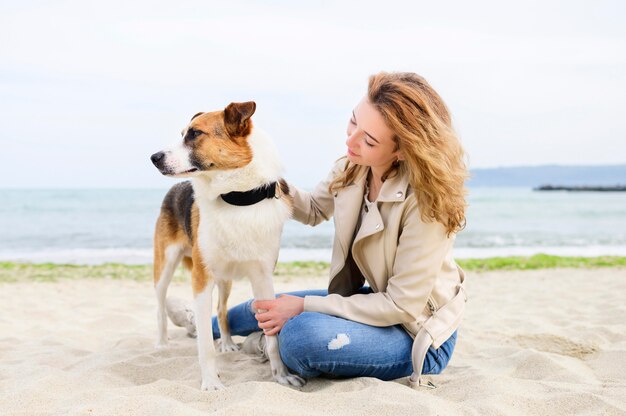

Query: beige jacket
[290,159,467,354]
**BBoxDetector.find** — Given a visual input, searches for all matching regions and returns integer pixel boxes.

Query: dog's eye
[186,129,202,141]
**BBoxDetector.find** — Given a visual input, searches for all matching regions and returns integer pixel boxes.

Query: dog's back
[160,181,195,243]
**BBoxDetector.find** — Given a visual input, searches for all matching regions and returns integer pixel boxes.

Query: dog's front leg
[249,273,306,387]
[192,263,223,391]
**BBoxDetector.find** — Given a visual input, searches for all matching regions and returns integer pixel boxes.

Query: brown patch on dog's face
[182,102,256,171]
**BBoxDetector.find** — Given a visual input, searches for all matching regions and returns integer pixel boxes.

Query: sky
[1,0,625,189]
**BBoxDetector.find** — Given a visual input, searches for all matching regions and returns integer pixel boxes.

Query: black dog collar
[220,182,278,206]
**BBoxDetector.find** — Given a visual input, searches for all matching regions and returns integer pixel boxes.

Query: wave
[2,245,626,265]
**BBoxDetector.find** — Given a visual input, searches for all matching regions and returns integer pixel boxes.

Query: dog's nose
[151,152,165,166]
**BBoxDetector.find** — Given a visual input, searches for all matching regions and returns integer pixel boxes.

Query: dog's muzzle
[151,151,174,175]
[151,151,165,169]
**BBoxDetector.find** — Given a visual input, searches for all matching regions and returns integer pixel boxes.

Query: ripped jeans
[211,288,458,381]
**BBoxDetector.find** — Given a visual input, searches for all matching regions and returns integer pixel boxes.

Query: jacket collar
[376,167,410,202]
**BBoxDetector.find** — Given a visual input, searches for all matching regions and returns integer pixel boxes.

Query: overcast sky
[1,0,625,189]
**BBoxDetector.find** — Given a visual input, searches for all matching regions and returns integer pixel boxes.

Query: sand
[1,268,625,415]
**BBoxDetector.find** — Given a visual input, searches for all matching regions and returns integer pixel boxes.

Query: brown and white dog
[150,102,305,390]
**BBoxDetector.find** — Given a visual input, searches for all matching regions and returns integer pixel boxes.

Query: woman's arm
[289,159,345,226]
[303,195,453,326]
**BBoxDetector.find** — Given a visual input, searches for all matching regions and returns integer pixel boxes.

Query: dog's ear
[224,101,256,137]
[190,112,204,121]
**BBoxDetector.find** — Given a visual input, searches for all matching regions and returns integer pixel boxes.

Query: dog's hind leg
[249,269,306,387]
[217,280,237,351]
[162,256,197,338]
[154,243,184,349]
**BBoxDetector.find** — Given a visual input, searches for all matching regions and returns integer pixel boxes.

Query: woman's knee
[277,312,328,377]
[278,313,321,355]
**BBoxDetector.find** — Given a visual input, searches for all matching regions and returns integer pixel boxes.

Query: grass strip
[1,254,624,283]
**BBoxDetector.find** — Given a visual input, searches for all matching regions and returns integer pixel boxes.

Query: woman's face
[345,97,402,173]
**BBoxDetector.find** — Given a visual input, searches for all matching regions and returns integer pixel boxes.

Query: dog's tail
[182,256,193,271]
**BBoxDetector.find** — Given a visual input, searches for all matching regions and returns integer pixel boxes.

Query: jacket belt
[409,267,467,389]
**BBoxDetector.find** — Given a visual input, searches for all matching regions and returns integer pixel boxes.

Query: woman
[175,71,468,387]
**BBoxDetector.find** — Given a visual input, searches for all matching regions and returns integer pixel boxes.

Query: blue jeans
[211,288,457,381]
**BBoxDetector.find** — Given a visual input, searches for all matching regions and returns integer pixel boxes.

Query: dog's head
[150,101,256,177]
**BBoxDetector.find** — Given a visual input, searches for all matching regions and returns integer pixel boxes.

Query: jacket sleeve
[289,159,346,226]
[303,195,453,326]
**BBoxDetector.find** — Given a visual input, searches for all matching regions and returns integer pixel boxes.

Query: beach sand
[1,268,625,415]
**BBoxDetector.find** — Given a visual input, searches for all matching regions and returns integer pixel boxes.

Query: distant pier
[534,185,626,192]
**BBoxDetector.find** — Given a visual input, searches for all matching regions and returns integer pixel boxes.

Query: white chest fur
[195,196,290,274]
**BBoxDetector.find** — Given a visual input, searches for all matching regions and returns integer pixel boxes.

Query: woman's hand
[252,295,304,336]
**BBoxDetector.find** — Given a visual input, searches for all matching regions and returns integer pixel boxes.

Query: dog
[150,101,305,390]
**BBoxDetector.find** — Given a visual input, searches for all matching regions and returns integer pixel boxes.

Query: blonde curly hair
[329,72,468,236]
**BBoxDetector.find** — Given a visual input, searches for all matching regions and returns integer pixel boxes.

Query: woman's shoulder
[396,183,449,235]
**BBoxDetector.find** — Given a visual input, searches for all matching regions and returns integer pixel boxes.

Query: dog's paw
[218,339,240,353]
[200,378,225,391]
[154,341,169,350]
[186,326,197,338]
[274,373,306,387]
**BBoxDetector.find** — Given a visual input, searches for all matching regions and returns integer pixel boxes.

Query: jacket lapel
[353,168,410,245]
[333,170,366,257]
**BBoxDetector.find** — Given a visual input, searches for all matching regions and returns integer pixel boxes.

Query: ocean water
[0,187,625,264]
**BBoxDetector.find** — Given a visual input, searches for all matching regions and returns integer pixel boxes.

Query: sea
[1,187,625,264]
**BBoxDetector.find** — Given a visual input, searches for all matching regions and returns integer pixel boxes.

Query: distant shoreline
[534,185,626,192]
[468,164,626,187]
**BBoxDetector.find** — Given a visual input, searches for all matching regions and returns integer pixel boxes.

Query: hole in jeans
[327,333,350,350]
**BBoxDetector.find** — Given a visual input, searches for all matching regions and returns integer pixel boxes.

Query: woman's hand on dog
[253,295,304,336]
